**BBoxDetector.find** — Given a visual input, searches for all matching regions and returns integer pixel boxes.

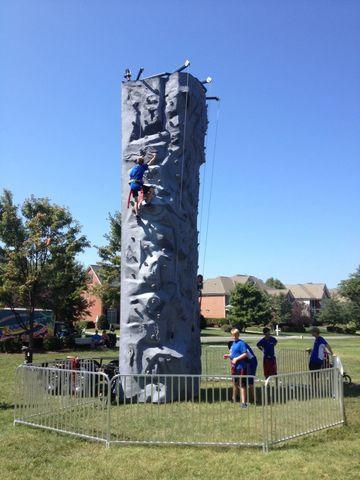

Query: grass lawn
[1,338,359,480]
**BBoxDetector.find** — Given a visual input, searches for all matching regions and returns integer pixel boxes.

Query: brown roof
[202,274,268,296]
[285,283,329,301]
[202,276,235,295]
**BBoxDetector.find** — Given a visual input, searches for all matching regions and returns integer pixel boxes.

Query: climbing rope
[201,100,220,277]
[179,70,190,209]
[175,70,190,280]
[198,101,211,247]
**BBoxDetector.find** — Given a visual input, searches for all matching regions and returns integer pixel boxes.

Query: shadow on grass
[344,383,360,398]
[199,386,264,403]
[0,402,14,410]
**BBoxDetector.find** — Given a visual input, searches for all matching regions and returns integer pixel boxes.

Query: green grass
[200,327,229,337]
[1,339,360,480]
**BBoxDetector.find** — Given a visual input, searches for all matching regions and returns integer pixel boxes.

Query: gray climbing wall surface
[120,71,207,400]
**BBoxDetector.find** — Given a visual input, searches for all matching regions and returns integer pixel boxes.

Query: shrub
[43,336,62,351]
[221,320,245,333]
[74,321,87,336]
[61,335,75,349]
[221,323,232,333]
[281,324,306,333]
[345,322,357,335]
[199,315,207,329]
[0,337,22,353]
[205,317,227,327]
[326,325,337,333]
[97,315,109,331]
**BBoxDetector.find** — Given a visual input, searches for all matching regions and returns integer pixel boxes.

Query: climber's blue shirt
[129,164,148,190]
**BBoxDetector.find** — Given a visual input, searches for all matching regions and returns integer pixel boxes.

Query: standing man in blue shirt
[257,327,278,378]
[308,327,334,370]
[128,151,157,217]
[224,328,249,407]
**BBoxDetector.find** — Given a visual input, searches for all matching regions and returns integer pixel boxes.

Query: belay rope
[201,99,220,277]
[175,70,190,280]
[179,71,190,210]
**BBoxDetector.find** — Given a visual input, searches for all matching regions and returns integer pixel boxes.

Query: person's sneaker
[240,403,248,409]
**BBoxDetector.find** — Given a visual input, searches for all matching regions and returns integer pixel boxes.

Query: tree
[317,297,360,331]
[228,282,272,329]
[92,211,121,312]
[339,266,360,304]
[0,190,90,350]
[270,294,293,325]
[265,277,285,289]
[316,298,348,326]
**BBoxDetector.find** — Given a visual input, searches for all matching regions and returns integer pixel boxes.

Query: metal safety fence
[14,361,345,451]
[14,365,110,443]
[264,368,344,445]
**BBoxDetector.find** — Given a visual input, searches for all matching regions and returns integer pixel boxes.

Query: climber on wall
[128,150,157,217]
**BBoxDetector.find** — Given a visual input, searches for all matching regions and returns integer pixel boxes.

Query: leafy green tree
[0,190,90,350]
[344,301,360,331]
[265,277,285,289]
[317,297,360,331]
[228,282,272,329]
[316,298,348,326]
[270,294,293,324]
[92,212,121,312]
[339,266,360,304]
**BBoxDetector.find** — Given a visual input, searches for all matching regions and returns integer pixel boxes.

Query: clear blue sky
[1,0,359,288]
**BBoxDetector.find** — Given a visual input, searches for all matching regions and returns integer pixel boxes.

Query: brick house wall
[82,267,103,323]
[201,295,226,318]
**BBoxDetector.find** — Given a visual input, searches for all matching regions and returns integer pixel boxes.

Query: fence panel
[202,346,228,376]
[276,348,309,374]
[14,365,110,444]
[264,368,344,445]
[109,373,265,447]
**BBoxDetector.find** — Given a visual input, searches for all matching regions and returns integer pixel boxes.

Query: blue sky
[1,0,359,288]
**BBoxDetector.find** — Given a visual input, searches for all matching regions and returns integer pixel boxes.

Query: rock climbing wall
[120,71,207,400]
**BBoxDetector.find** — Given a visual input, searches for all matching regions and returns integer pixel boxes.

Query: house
[82,265,103,324]
[82,265,120,325]
[285,283,330,318]
[201,274,294,318]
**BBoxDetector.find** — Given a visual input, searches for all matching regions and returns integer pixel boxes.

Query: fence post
[106,374,111,447]
[262,380,269,453]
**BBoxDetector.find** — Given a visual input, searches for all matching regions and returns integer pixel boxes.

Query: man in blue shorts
[257,327,278,378]
[128,151,157,217]
[308,327,334,370]
[224,328,249,407]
